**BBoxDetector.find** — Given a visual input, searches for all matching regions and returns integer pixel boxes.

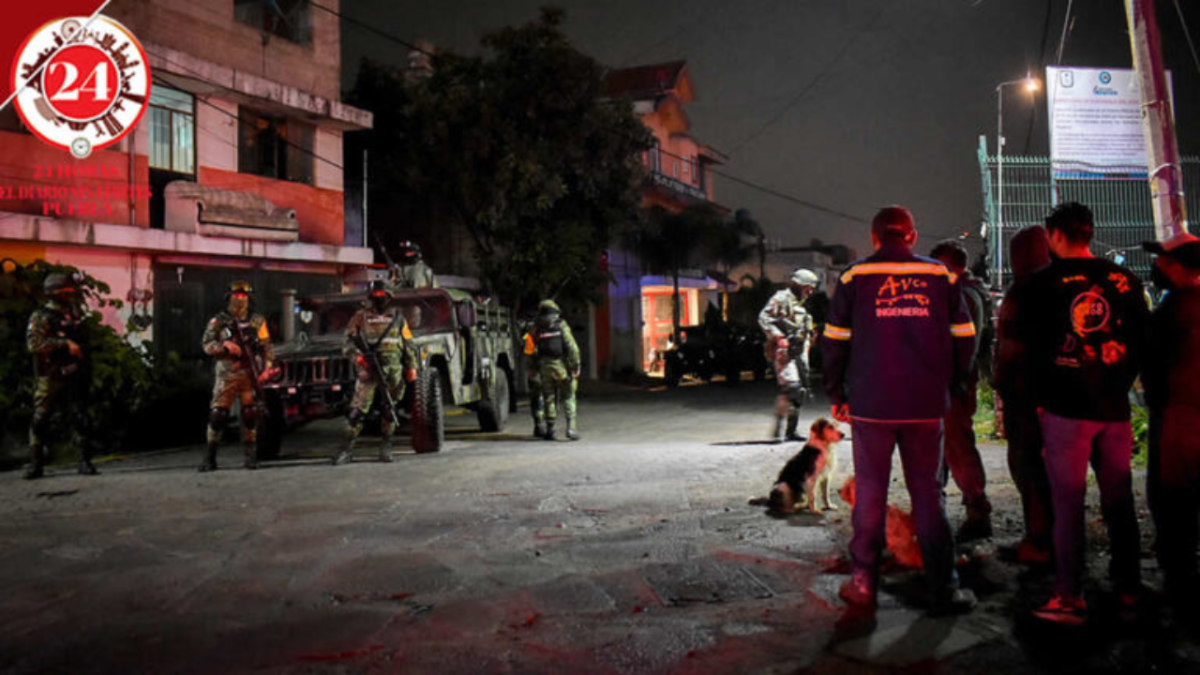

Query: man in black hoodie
[1020,203,1147,625]
[994,227,1054,564]
[1142,232,1200,617]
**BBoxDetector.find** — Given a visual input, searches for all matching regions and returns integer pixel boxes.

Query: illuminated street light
[994,73,1041,288]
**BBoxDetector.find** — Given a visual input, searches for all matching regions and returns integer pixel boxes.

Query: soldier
[759,269,818,441]
[333,280,417,465]
[529,300,581,441]
[389,240,435,289]
[522,324,547,438]
[24,271,95,479]
[199,281,274,472]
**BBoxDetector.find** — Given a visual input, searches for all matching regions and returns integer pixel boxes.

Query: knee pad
[241,405,259,430]
[209,407,230,429]
[347,408,364,426]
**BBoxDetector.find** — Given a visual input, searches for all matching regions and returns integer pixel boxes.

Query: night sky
[341,0,1200,259]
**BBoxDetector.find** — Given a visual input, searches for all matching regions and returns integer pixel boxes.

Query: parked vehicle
[258,286,519,457]
[662,322,768,388]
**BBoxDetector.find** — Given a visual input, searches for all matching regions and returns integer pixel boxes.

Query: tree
[347,8,651,314]
[625,203,726,341]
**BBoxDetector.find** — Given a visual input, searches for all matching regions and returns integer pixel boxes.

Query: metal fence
[977,135,1200,287]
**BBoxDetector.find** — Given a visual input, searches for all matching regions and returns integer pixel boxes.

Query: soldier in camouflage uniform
[759,269,819,441]
[333,281,417,465]
[24,272,95,479]
[528,299,581,441]
[200,281,274,471]
[389,240,435,289]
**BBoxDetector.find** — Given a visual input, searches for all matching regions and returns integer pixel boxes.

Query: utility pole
[1126,0,1189,241]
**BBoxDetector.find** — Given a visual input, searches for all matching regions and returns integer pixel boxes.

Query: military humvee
[258,286,519,456]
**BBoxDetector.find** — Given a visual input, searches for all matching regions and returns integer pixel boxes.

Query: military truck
[258,286,520,457]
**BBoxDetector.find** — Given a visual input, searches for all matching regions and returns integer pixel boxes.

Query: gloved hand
[404,368,418,383]
[222,340,242,357]
[831,403,851,423]
[258,366,279,383]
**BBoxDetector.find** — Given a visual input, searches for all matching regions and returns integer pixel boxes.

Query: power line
[1172,0,1200,76]
[146,50,345,171]
[727,2,888,157]
[309,1,438,59]
[655,146,866,223]
[1055,0,1075,65]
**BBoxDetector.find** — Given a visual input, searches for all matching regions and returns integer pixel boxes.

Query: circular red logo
[11,15,150,158]
[41,44,122,123]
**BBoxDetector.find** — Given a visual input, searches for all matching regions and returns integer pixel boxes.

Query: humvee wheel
[478,367,510,432]
[412,370,444,453]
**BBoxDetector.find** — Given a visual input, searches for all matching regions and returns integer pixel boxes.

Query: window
[234,0,312,45]
[238,107,314,185]
[148,86,195,175]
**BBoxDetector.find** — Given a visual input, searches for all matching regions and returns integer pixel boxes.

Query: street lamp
[994,74,1040,288]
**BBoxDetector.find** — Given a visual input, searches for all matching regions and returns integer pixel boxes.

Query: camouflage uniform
[759,270,817,441]
[25,275,95,479]
[334,298,416,464]
[200,292,274,471]
[529,300,581,441]
[389,241,435,289]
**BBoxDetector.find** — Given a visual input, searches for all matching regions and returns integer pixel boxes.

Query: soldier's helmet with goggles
[226,280,254,299]
[397,241,423,263]
[789,269,819,289]
[368,280,392,299]
[43,271,82,295]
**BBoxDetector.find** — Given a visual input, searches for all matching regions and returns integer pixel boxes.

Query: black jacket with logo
[1018,257,1148,421]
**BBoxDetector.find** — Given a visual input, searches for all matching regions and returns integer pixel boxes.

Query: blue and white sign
[1046,66,1172,180]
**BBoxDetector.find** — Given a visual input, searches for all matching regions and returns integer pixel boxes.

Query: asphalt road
[0,380,1197,674]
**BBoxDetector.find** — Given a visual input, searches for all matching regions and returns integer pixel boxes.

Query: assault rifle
[227,319,268,416]
[349,312,404,428]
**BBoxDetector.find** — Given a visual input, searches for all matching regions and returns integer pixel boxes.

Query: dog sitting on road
[767,418,844,514]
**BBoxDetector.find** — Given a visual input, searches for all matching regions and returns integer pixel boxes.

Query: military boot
[243,443,258,470]
[378,433,395,463]
[198,443,218,473]
[566,418,580,441]
[771,416,785,443]
[533,420,547,439]
[23,444,45,480]
[545,421,557,441]
[77,453,99,476]
[785,413,802,442]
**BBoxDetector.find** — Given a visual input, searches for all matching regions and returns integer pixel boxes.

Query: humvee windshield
[307,293,456,338]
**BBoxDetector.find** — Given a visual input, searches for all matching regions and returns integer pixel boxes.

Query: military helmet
[43,272,79,294]
[789,269,819,288]
[368,279,392,298]
[397,240,423,263]
[226,280,253,299]
[537,299,561,314]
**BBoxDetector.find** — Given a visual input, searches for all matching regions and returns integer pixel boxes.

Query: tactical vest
[536,325,565,359]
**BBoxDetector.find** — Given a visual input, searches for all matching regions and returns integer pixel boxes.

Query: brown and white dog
[767,418,844,514]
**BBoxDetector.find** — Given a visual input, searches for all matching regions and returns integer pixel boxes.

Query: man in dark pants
[1142,232,1200,618]
[930,240,993,541]
[1021,202,1147,626]
[823,206,978,614]
[994,226,1054,564]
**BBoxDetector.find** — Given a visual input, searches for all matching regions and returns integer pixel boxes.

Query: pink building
[0,0,373,359]
[598,61,729,376]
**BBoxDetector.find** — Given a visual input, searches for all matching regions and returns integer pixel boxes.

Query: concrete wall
[108,0,342,101]
[196,99,239,173]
